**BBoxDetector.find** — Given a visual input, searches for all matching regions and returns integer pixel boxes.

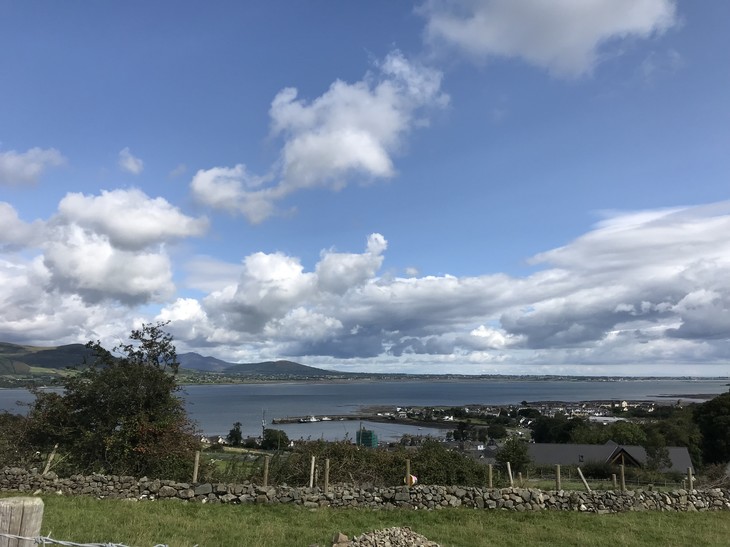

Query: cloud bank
[2,197,729,373]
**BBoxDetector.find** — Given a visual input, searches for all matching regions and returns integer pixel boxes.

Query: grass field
[5,494,729,547]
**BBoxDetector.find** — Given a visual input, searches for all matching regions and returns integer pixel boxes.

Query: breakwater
[2,467,729,513]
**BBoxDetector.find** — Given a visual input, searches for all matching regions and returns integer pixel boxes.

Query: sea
[1,378,727,442]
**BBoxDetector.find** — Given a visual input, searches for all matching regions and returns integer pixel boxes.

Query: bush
[24,322,200,480]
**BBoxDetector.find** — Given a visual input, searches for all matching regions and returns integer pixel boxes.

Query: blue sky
[1,1,729,376]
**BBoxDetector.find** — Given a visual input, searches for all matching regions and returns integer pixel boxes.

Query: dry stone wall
[2,467,729,513]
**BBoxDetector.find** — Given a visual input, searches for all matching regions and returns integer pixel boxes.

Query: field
[7,494,730,547]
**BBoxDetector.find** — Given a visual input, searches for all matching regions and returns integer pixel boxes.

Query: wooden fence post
[488,464,493,489]
[555,464,561,491]
[517,472,523,487]
[405,459,411,488]
[612,474,617,489]
[506,462,514,487]
[687,467,694,491]
[192,450,200,483]
[576,467,591,492]
[309,456,316,488]
[619,464,626,492]
[0,497,44,547]
[324,458,330,493]
[263,456,271,487]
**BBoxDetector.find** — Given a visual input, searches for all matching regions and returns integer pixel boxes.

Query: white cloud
[4,198,730,373]
[191,51,447,223]
[0,147,65,185]
[57,189,208,251]
[420,0,678,77]
[118,147,144,175]
[165,202,730,371]
[190,164,275,224]
[43,223,176,305]
[0,202,43,249]
[316,234,387,294]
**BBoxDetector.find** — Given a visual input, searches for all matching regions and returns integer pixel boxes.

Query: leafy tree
[227,422,243,446]
[607,421,647,445]
[644,428,672,471]
[694,391,730,465]
[495,436,531,474]
[488,424,508,439]
[25,322,199,479]
[261,428,289,450]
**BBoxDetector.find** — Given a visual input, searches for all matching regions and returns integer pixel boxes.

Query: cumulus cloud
[0,255,131,346]
[419,0,678,77]
[118,147,144,175]
[56,189,208,250]
[40,189,207,304]
[0,188,207,316]
[0,202,43,249]
[4,197,730,372]
[191,51,447,223]
[153,202,730,371]
[0,147,65,185]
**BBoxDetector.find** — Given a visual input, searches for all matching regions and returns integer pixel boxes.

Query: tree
[694,391,730,465]
[495,436,531,474]
[25,322,199,479]
[261,428,289,450]
[227,422,243,446]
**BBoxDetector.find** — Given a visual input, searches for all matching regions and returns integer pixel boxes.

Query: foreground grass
[7,494,730,547]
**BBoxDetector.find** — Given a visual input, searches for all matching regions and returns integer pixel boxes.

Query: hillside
[178,353,342,377]
[225,359,336,377]
[0,342,96,372]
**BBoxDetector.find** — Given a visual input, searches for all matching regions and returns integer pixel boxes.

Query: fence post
[488,464,493,489]
[405,459,411,488]
[0,497,44,547]
[324,458,330,493]
[42,444,58,475]
[263,456,271,487]
[612,474,617,489]
[506,462,514,487]
[555,464,561,491]
[619,464,626,492]
[687,467,694,491]
[517,472,523,487]
[192,450,200,483]
[576,467,591,492]
[309,456,316,488]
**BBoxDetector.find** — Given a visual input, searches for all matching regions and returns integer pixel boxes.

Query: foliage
[495,436,531,474]
[0,411,33,467]
[227,422,243,446]
[24,322,199,479]
[694,392,730,465]
[265,439,489,487]
[261,428,290,450]
[488,424,508,439]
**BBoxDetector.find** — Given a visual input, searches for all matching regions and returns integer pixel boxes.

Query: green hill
[0,342,96,371]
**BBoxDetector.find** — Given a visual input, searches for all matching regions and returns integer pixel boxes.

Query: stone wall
[2,467,729,513]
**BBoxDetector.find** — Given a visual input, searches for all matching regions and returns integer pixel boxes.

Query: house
[527,440,693,473]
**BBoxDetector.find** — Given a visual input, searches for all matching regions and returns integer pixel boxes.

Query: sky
[1,1,729,376]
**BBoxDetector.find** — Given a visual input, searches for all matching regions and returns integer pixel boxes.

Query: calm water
[1,378,727,441]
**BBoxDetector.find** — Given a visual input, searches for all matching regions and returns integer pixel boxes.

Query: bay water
[1,378,727,442]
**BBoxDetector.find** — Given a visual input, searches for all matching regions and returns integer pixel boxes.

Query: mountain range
[0,342,341,378]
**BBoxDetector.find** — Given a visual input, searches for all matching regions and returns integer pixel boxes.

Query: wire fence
[0,532,172,547]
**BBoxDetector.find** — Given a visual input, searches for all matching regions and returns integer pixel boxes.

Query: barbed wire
[0,532,172,547]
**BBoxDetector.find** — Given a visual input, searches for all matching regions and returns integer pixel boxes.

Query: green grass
[5,494,729,547]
